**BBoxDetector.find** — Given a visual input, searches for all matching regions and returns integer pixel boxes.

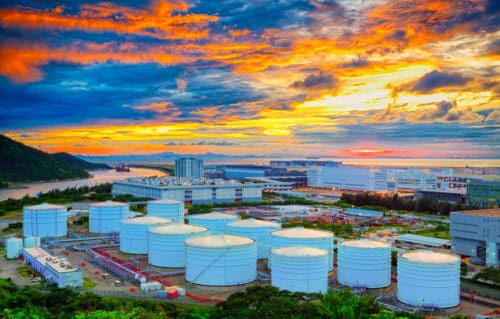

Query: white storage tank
[24,236,41,248]
[6,237,23,259]
[187,212,238,234]
[269,227,334,270]
[185,234,257,286]
[148,224,210,267]
[119,216,171,254]
[89,201,129,233]
[271,246,328,293]
[398,250,460,308]
[147,199,184,223]
[337,240,391,288]
[227,219,281,259]
[23,203,67,237]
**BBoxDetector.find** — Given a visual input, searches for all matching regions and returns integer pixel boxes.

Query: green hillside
[0,135,90,182]
[53,152,111,170]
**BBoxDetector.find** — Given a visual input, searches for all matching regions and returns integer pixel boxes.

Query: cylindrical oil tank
[227,219,281,259]
[185,234,257,286]
[23,203,67,237]
[119,216,171,254]
[148,224,210,267]
[6,237,23,259]
[271,246,329,293]
[24,236,41,248]
[397,250,460,308]
[337,240,391,288]
[187,212,238,234]
[89,201,129,233]
[269,227,334,270]
[147,199,185,223]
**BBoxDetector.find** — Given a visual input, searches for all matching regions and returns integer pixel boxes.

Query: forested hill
[53,152,111,170]
[0,135,90,182]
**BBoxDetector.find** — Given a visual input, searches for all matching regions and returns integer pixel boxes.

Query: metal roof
[25,203,65,210]
[341,240,390,249]
[401,250,459,264]
[272,227,333,239]
[185,234,254,248]
[150,224,207,235]
[228,218,281,228]
[272,246,328,257]
[397,234,450,247]
[188,212,238,220]
[452,209,500,218]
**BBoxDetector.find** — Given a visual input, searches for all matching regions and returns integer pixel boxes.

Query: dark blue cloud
[291,70,336,90]
[338,59,369,69]
[412,70,470,93]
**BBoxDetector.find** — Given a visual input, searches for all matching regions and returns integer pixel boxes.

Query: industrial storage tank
[398,250,460,308]
[185,234,257,286]
[271,246,328,293]
[187,212,238,234]
[337,240,391,288]
[89,201,129,233]
[147,199,184,223]
[269,227,334,270]
[119,216,171,254]
[24,237,41,248]
[23,203,67,237]
[6,237,23,259]
[148,224,210,267]
[227,219,281,259]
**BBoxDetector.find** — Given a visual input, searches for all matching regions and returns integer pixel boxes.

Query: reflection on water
[0,168,166,200]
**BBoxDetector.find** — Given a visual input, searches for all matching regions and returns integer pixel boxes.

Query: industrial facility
[89,201,129,233]
[187,212,239,234]
[112,177,263,204]
[4,198,487,314]
[23,203,67,237]
[397,250,460,308]
[185,234,257,286]
[337,240,391,288]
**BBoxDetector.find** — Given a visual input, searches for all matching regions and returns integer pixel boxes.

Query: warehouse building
[23,248,83,288]
[450,209,500,267]
[112,177,262,204]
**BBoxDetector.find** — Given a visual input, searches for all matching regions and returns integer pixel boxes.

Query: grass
[16,266,37,279]
[83,277,97,289]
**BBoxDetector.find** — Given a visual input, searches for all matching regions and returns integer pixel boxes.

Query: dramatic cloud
[412,71,471,93]
[291,70,336,90]
[0,0,498,157]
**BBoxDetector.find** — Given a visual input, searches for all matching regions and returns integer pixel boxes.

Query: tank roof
[401,250,459,264]
[148,199,182,205]
[90,200,127,207]
[272,246,327,257]
[341,240,390,249]
[185,234,253,248]
[25,202,65,210]
[121,216,171,225]
[150,224,207,235]
[228,218,281,228]
[188,212,238,220]
[272,227,333,239]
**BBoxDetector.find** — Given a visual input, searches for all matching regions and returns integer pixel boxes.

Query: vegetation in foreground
[0,279,427,319]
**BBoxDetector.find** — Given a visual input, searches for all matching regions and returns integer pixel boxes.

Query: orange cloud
[0,0,218,40]
[134,102,175,114]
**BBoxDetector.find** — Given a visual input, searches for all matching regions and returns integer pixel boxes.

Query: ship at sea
[115,163,130,172]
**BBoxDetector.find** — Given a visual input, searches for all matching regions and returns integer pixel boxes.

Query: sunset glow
[0,0,498,158]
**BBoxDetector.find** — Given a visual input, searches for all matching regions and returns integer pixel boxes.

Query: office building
[112,177,262,204]
[175,157,204,178]
[450,209,500,267]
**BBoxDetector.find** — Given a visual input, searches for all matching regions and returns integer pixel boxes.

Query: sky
[0,0,499,158]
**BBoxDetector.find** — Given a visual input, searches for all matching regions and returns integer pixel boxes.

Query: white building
[23,248,83,288]
[112,177,262,204]
[175,157,204,178]
[307,165,441,192]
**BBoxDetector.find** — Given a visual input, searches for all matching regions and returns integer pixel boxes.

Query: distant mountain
[0,135,90,183]
[78,152,262,164]
[53,152,111,170]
